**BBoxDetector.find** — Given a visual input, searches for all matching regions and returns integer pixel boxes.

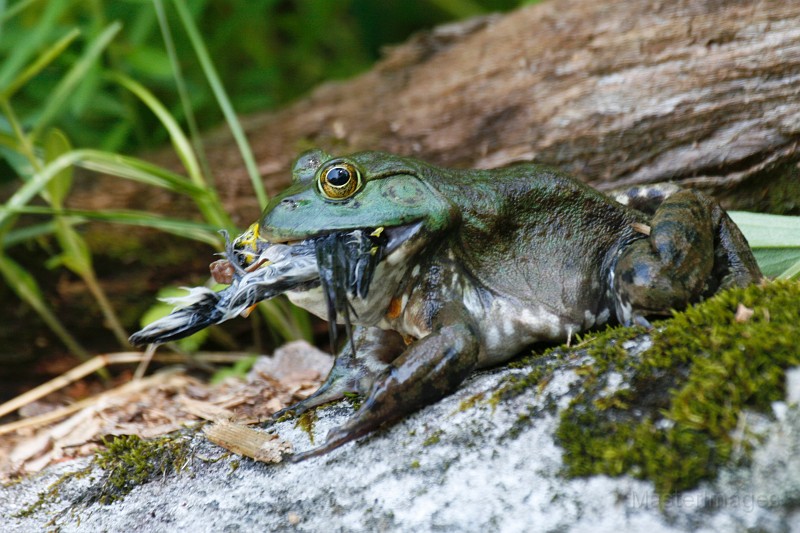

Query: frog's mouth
[270,221,423,257]
[128,221,423,347]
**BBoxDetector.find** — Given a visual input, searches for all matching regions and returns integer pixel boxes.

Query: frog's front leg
[612,189,762,325]
[269,326,405,420]
[289,313,479,461]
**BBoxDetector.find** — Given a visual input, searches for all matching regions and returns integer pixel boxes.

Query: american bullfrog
[130,149,762,460]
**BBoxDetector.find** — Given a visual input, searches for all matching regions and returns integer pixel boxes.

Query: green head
[259,150,457,248]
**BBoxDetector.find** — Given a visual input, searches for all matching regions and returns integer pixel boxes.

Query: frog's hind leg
[289,316,480,462]
[612,189,762,325]
[708,201,764,291]
[267,327,405,421]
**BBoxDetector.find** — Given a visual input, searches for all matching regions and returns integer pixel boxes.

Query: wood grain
[72,0,800,224]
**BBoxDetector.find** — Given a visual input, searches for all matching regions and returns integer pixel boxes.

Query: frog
[247,149,762,460]
[129,149,762,461]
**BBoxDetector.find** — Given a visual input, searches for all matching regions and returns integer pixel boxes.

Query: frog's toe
[287,421,369,462]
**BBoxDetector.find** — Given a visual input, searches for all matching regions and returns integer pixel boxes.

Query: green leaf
[126,45,173,79]
[53,219,92,274]
[43,128,73,207]
[729,211,800,279]
[729,211,800,248]
[210,355,259,385]
[0,251,44,302]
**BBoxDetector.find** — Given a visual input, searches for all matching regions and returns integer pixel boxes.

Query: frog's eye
[317,161,362,200]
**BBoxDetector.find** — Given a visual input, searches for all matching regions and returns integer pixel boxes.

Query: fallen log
[71,0,800,225]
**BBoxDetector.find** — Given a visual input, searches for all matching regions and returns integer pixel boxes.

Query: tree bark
[73,0,800,225]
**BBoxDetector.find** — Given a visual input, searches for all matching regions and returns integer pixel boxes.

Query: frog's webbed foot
[612,189,762,325]
[265,327,404,426]
[288,320,479,462]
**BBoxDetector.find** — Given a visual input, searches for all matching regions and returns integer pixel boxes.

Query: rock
[1,352,799,531]
[3,282,799,531]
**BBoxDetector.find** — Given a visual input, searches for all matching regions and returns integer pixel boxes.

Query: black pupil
[328,167,351,186]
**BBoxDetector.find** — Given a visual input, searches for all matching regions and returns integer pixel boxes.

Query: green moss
[343,391,364,411]
[410,460,421,469]
[458,392,485,412]
[92,434,191,504]
[274,412,294,423]
[555,280,800,497]
[489,344,577,408]
[422,430,442,447]
[295,411,318,444]
[14,466,92,518]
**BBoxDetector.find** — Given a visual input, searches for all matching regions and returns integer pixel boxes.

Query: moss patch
[92,434,191,504]
[343,391,364,411]
[295,410,318,444]
[422,430,443,447]
[554,280,800,497]
[14,466,92,518]
[489,346,570,408]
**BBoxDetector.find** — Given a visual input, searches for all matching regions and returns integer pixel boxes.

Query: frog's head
[260,150,456,259]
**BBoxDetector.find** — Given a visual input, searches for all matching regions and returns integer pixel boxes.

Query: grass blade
[111,73,202,187]
[0,205,222,247]
[2,220,77,248]
[1,28,81,99]
[0,148,212,233]
[75,150,208,195]
[32,21,122,138]
[0,253,90,360]
[0,0,69,88]
[152,0,212,184]
[172,0,268,209]
[110,73,231,230]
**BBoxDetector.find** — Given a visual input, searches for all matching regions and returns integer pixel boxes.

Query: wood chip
[631,222,651,236]
[203,421,291,463]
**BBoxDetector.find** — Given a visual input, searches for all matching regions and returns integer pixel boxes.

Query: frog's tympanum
[130,150,762,460]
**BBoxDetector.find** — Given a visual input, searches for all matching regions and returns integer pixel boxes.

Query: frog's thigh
[613,190,715,322]
[270,326,404,419]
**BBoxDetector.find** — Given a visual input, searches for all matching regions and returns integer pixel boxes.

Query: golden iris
[317,161,361,200]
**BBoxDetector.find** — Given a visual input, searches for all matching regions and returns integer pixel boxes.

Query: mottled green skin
[260,150,762,460]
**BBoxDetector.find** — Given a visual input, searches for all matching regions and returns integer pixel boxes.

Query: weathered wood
[73,0,800,225]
